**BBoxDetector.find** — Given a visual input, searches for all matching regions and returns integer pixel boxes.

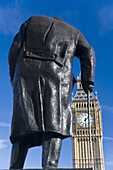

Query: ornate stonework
[72,74,104,170]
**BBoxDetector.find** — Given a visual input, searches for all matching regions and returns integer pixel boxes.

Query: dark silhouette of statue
[8,15,95,169]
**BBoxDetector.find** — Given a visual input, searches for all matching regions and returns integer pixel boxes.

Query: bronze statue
[8,15,95,169]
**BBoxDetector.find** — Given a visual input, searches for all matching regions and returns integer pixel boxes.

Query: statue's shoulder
[27,15,53,22]
[24,15,80,36]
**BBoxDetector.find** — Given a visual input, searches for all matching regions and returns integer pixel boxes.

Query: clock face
[77,113,94,128]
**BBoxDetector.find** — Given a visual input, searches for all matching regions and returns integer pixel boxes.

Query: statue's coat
[9,16,95,147]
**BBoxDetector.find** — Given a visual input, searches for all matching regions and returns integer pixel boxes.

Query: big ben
[72,73,104,170]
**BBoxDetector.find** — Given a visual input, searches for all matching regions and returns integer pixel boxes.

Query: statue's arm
[8,32,22,83]
[75,31,95,93]
[8,21,28,83]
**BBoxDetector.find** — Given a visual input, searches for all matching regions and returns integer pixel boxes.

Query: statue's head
[53,17,63,21]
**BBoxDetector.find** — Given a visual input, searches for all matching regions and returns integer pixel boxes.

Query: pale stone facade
[72,74,104,170]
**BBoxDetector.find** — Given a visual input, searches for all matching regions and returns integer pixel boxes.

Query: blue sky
[0,0,113,169]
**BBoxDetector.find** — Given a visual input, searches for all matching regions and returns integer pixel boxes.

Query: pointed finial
[95,90,98,99]
[77,72,81,80]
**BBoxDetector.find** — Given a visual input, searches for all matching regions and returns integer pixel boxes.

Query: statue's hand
[82,81,94,94]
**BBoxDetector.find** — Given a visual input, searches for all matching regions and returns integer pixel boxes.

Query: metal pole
[87,90,93,168]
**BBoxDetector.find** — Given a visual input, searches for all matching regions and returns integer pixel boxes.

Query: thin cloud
[0,1,27,35]
[0,122,10,127]
[106,161,113,167]
[98,4,113,36]
[104,136,113,141]
[0,139,9,149]
[102,105,113,114]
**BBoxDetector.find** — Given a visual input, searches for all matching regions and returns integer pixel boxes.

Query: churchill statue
[8,15,95,169]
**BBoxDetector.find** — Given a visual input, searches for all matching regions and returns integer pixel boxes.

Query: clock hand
[84,118,87,121]
[84,117,88,121]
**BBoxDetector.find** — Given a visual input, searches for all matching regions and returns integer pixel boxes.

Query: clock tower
[72,74,104,170]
